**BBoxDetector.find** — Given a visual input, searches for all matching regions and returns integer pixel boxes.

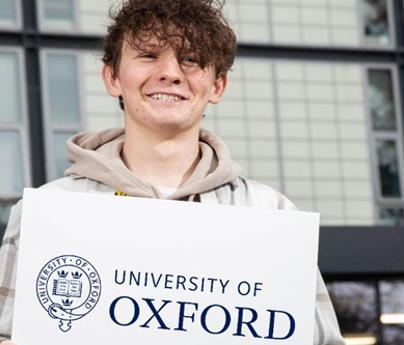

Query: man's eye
[140,53,157,59]
[181,57,198,65]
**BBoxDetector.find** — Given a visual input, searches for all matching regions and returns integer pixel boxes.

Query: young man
[0,0,345,344]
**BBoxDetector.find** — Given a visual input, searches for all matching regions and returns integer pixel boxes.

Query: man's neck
[121,125,201,188]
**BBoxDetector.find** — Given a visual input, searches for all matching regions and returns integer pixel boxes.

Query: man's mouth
[149,93,186,102]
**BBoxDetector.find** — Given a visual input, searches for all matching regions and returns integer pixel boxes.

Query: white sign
[12,188,320,345]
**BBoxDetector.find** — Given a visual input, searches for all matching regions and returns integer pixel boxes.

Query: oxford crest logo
[36,255,102,332]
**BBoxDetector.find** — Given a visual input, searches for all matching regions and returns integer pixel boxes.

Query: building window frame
[36,0,79,33]
[364,63,404,225]
[0,0,23,31]
[0,46,31,199]
[357,0,396,49]
[40,49,84,182]
[325,276,404,345]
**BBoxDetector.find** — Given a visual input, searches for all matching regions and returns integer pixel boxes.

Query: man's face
[103,37,227,135]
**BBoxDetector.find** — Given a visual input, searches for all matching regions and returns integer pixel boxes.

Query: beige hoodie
[65,127,241,200]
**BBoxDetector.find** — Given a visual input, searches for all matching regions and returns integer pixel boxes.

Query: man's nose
[155,55,184,85]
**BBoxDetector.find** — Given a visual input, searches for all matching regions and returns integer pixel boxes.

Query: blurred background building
[0,0,404,343]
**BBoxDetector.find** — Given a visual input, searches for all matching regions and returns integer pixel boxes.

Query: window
[365,66,404,225]
[54,132,76,178]
[0,132,25,195]
[0,0,20,28]
[42,51,83,181]
[0,51,22,123]
[0,49,30,198]
[380,281,404,344]
[368,69,396,131]
[376,140,401,198]
[38,0,76,31]
[47,54,80,123]
[327,281,379,344]
[0,201,14,226]
[379,208,404,226]
[327,278,404,345]
[0,49,30,226]
[361,0,394,46]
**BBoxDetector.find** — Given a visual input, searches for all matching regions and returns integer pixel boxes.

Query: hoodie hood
[65,127,241,200]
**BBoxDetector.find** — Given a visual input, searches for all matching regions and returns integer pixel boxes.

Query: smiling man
[103,37,227,188]
[0,0,345,344]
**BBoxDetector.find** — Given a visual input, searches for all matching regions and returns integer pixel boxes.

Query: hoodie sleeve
[313,271,346,345]
[0,200,22,341]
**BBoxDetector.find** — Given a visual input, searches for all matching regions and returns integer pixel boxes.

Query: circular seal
[36,255,102,332]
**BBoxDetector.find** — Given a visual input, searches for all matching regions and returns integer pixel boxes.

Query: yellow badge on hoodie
[115,190,129,197]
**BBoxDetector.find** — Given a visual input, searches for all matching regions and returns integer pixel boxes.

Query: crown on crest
[62,299,73,307]
[71,271,82,279]
[57,270,68,278]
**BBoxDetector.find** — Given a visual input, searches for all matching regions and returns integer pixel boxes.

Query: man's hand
[1,341,17,345]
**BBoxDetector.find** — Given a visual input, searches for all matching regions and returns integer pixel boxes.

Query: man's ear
[209,74,228,105]
[102,64,121,97]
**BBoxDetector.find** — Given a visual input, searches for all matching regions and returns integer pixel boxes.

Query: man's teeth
[150,94,182,102]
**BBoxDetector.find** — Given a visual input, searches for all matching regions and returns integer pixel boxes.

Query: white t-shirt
[156,186,178,198]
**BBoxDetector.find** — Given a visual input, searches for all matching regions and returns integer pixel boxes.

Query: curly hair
[102,0,237,78]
